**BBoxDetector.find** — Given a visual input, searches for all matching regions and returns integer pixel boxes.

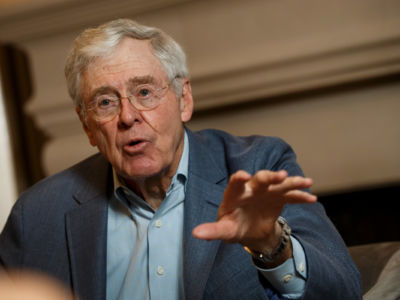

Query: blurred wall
[0,73,18,230]
[0,0,399,227]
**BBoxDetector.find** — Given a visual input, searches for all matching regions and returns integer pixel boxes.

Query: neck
[124,134,185,210]
[127,174,172,210]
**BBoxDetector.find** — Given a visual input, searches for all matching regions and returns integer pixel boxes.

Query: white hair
[64,19,189,107]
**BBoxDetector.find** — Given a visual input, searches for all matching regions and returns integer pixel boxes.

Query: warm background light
[0,0,399,230]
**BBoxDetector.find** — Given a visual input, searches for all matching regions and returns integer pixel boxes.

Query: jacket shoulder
[189,128,299,175]
[17,153,109,208]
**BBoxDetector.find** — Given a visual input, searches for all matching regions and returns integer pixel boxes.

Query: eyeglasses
[84,80,173,122]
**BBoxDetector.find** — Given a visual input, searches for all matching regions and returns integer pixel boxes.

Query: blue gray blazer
[0,129,362,300]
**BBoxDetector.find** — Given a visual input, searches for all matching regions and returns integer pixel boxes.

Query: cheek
[143,103,182,133]
[90,122,118,153]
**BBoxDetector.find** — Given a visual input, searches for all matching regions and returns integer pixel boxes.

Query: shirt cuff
[254,236,307,299]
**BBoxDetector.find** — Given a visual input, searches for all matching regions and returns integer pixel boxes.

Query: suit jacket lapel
[183,130,227,300]
[65,155,111,300]
[62,132,228,300]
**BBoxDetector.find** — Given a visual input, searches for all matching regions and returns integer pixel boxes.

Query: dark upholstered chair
[348,241,400,300]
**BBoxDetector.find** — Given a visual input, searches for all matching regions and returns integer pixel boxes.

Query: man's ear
[76,106,97,147]
[179,79,194,122]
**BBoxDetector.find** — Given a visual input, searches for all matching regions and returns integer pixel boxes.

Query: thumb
[192,220,237,241]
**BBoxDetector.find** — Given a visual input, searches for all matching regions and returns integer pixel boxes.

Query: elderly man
[0,19,362,300]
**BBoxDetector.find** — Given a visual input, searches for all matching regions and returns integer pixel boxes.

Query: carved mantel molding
[0,0,192,42]
[191,36,400,111]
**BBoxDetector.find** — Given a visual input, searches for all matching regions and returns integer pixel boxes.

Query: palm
[192,170,317,250]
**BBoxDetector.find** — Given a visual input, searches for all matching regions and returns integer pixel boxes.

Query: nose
[118,97,140,127]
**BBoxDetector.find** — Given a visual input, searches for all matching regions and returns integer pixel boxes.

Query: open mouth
[129,140,142,146]
[123,138,148,153]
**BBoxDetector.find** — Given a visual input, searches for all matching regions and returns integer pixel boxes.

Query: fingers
[248,170,288,193]
[284,190,317,203]
[221,170,316,217]
[268,175,317,203]
[225,170,251,197]
[226,170,290,197]
[222,171,251,209]
[221,170,287,215]
[268,176,313,194]
[246,171,317,205]
[192,219,238,242]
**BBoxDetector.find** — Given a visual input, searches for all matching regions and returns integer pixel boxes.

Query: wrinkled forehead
[81,38,168,95]
[87,38,166,79]
[86,57,166,82]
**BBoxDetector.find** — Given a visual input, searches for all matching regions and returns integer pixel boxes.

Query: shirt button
[155,220,162,228]
[282,274,292,283]
[299,262,305,272]
[157,266,165,276]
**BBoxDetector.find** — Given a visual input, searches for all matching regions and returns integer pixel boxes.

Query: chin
[121,163,162,180]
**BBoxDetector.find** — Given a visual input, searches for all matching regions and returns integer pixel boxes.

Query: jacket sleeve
[258,138,363,299]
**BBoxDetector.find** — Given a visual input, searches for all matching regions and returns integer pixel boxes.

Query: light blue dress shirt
[257,236,307,299]
[106,133,188,300]
[106,131,307,300]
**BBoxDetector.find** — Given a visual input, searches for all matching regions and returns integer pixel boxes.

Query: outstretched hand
[192,170,317,254]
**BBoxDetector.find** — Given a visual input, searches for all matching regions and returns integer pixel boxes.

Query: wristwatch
[244,216,291,263]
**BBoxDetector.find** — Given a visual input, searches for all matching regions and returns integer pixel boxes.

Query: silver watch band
[244,216,291,263]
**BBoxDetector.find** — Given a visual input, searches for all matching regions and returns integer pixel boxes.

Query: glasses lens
[86,94,120,121]
[85,80,171,121]
[132,83,169,110]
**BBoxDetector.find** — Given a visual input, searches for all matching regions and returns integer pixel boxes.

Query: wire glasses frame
[82,77,178,122]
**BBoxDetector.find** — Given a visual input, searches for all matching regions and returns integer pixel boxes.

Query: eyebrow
[127,76,158,87]
[87,75,160,102]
